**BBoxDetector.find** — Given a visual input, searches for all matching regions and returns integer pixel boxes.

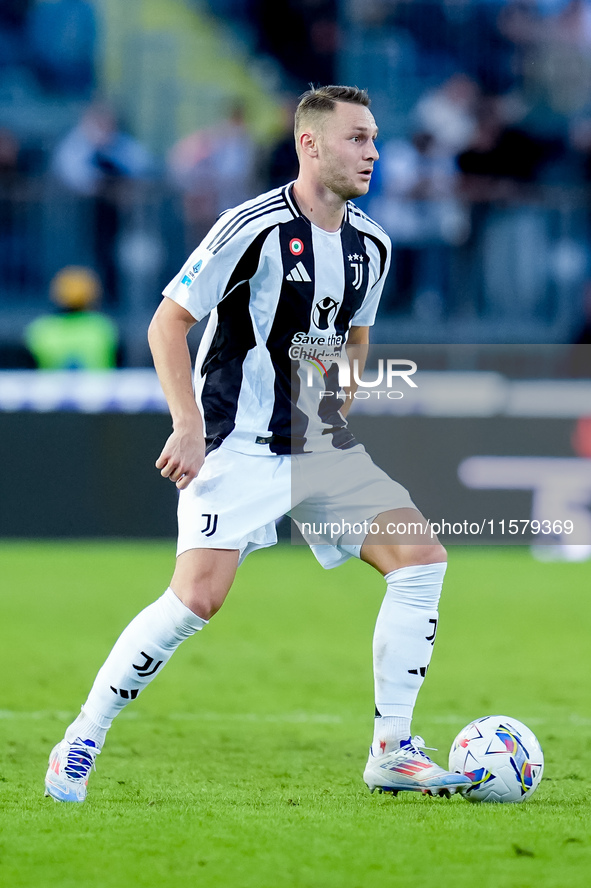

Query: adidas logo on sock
[286,262,311,282]
[110,686,139,699]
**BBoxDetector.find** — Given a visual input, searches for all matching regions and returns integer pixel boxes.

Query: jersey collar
[285,182,350,230]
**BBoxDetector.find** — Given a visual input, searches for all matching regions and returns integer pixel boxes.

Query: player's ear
[299,130,319,158]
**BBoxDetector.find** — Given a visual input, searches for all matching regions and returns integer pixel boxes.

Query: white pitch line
[0,710,343,724]
[0,710,590,726]
[168,712,343,724]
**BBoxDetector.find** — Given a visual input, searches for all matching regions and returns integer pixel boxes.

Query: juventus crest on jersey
[164,183,391,455]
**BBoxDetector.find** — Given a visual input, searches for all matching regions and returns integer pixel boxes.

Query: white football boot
[44,737,100,803]
[364,736,472,798]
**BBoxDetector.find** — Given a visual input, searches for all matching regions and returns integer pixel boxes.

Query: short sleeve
[163,191,288,320]
[163,239,232,322]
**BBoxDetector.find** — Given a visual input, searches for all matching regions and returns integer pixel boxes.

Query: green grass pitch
[0,541,590,888]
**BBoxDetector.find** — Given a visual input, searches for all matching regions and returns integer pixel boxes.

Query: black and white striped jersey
[163,182,391,455]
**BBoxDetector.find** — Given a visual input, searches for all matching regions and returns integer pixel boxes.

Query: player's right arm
[148,296,204,490]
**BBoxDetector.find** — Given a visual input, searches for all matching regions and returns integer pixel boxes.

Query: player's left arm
[341,324,370,417]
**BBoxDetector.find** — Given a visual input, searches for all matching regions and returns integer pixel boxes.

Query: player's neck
[292,177,345,233]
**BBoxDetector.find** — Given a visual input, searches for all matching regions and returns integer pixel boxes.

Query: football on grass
[449,715,544,803]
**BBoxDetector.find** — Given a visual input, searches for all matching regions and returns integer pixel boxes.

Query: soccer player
[44,86,470,803]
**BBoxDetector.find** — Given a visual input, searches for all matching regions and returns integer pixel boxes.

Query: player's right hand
[155,428,206,490]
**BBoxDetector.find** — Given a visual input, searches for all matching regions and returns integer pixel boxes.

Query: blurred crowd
[342,0,591,330]
[365,68,591,325]
[2,0,591,366]
[0,0,97,98]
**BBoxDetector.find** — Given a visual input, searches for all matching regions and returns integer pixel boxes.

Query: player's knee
[170,575,230,621]
[404,542,447,567]
[173,585,224,621]
[171,549,237,620]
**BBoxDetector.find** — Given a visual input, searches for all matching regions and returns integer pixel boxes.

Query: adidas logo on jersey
[286,261,311,283]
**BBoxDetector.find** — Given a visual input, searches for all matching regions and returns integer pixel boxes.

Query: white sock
[371,714,411,755]
[372,562,446,755]
[65,588,206,747]
[65,707,110,746]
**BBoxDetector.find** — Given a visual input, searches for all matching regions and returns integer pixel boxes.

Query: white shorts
[176,441,416,569]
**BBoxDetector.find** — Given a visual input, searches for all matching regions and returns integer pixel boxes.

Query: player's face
[316,102,379,200]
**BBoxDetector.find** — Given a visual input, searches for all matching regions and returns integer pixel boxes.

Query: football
[449,715,544,803]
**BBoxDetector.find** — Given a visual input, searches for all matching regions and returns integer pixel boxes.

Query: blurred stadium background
[0,0,590,543]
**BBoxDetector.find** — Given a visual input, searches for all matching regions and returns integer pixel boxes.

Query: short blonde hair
[294,85,371,153]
